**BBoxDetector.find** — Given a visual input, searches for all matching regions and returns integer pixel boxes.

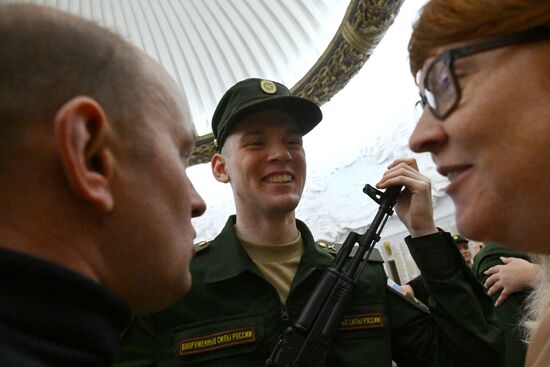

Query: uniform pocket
[172,314,264,364]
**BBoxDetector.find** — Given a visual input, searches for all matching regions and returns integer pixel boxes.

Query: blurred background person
[472,243,538,367]
[453,234,472,266]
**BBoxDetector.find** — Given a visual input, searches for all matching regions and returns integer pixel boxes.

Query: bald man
[0,4,205,366]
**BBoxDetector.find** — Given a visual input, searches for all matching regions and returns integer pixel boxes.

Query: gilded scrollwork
[188,133,216,166]
[292,0,405,103]
[189,0,405,166]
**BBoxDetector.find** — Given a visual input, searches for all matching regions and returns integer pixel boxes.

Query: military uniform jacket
[471,242,532,367]
[117,216,502,367]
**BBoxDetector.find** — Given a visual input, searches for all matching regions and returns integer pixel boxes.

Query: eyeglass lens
[424,59,457,118]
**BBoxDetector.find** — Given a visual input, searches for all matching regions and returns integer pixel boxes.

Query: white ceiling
[3,0,349,136]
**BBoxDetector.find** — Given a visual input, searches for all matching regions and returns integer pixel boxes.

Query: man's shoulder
[472,242,531,275]
[475,242,530,260]
[316,239,384,263]
[190,219,237,260]
[189,239,218,273]
[193,240,210,255]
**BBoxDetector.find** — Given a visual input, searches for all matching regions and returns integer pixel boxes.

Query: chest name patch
[178,326,256,356]
[340,312,384,330]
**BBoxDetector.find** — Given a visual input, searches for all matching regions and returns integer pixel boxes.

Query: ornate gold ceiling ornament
[189,0,405,166]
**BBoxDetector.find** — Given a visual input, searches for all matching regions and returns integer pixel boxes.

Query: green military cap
[211,78,322,150]
[452,234,469,244]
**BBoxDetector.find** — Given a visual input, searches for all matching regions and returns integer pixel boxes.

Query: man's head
[453,234,472,264]
[210,79,321,217]
[0,4,206,314]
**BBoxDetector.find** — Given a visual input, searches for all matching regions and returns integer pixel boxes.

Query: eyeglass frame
[417,26,550,120]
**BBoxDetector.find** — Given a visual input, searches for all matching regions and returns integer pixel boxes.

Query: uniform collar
[203,215,334,283]
[203,215,254,283]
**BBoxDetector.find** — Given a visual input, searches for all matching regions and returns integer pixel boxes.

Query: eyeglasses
[417,26,550,120]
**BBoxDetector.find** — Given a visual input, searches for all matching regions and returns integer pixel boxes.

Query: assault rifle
[265,184,403,367]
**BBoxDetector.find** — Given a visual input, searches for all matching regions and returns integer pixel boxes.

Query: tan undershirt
[239,233,304,302]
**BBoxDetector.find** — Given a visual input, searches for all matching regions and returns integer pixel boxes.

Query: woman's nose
[409,110,448,153]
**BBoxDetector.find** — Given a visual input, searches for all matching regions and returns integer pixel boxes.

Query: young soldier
[117,78,502,366]
[453,234,473,266]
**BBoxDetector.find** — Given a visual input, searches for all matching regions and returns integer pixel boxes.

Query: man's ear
[54,96,115,213]
[211,153,230,183]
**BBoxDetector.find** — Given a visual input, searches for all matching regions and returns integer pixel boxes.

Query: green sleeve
[389,231,504,367]
[470,243,531,367]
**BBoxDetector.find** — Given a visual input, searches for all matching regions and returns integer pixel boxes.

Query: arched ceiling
[2,0,404,163]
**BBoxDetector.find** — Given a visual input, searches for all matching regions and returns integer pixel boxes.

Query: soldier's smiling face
[215,109,306,217]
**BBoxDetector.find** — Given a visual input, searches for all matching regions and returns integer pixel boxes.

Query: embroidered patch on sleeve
[178,326,256,356]
[340,312,384,330]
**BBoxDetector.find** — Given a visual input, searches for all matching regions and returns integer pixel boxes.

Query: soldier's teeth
[266,174,292,183]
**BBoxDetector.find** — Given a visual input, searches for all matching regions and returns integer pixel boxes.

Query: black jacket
[0,248,131,366]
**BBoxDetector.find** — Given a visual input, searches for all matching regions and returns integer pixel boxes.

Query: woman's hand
[376,158,437,238]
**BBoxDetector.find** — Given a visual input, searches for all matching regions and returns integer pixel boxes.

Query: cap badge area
[260,80,277,94]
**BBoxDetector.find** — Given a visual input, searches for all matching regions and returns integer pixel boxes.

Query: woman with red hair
[407,1,550,366]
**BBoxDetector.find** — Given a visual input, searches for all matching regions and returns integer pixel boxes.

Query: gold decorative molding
[291,0,405,104]
[189,133,216,166]
[189,0,404,166]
